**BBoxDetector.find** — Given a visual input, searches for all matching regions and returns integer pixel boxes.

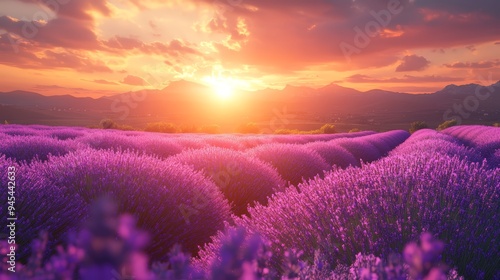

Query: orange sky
[0,0,499,97]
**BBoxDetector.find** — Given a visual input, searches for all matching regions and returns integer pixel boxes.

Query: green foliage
[199,124,220,134]
[144,122,179,133]
[117,125,135,131]
[274,128,301,134]
[237,122,261,134]
[179,124,198,133]
[274,124,338,135]
[99,119,118,129]
[437,119,458,131]
[349,128,360,133]
[409,121,428,134]
[319,123,336,134]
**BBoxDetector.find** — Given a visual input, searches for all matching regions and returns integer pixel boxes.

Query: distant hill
[1,80,499,131]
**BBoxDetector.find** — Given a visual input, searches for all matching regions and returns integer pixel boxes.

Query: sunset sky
[0,0,499,97]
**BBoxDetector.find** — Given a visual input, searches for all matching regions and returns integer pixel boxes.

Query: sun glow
[203,76,237,100]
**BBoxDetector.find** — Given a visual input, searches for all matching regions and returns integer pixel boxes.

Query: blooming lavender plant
[248,143,330,186]
[203,135,245,150]
[43,128,87,140]
[331,138,382,164]
[0,125,41,137]
[170,147,286,215]
[390,138,483,163]
[14,149,231,261]
[0,135,82,162]
[303,141,360,168]
[442,125,500,159]
[0,157,86,262]
[217,151,500,279]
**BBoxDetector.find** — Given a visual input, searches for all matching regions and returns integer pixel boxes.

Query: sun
[203,76,236,100]
[213,82,234,99]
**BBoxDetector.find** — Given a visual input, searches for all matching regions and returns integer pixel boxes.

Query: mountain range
[1,80,499,132]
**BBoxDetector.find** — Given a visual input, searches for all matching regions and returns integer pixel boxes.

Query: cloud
[444,60,500,69]
[465,45,476,52]
[395,55,430,72]
[40,50,112,72]
[0,34,112,72]
[89,79,119,85]
[31,84,118,96]
[345,74,464,83]
[120,75,148,86]
[189,0,500,72]
[103,36,202,57]
[18,0,111,20]
[0,15,101,50]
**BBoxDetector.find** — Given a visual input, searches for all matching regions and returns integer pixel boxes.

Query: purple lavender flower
[248,143,330,186]
[11,149,231,261]
[0,135,82,162]
[170,147,286,215]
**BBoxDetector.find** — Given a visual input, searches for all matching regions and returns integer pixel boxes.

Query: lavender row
[441,125,500,167]
[196,151,500,279]
[0,149,232,262]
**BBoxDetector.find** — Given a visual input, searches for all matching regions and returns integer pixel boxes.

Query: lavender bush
[361,130,410,156]
[170,147,286,215]
[248,143,330,186]
[75,131,144,152]
[0,156,87,262]
[171,136,211,150]
[303,141,360,168]
[331,138,382,164]
[391,138,483,163]
[0,135,82,162]
[0,125,41,137]
[19,149,232,261]
[203,136,245,150]
[205,151,500,279]
[442,125,500,159]
[43,128,87,140]
[133,135,184,159]
[405,129,461,145]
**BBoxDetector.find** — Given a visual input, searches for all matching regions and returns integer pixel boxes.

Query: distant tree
[237,122,261,134]
[437,119,458,131]
[199,124,220,134]
[145,122,179,133]
[274,128,300,134]
[349,128,361,133]
[409,121,428,133]
[179,124,197,133]
[493,123,500,127]
[319,123,337,134]
[117,125,135,131]
[99,119,118,129]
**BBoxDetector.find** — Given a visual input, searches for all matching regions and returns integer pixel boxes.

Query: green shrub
[319,123,336,134]
[437,119,458,131]
[99,119,118,129]
[179,124,198,133]
[116,125,135,131]
[237,122,261,134]
[409,121,428,134]
[274,128,301,134]
[199,124,220,134]
[145,122,179,133]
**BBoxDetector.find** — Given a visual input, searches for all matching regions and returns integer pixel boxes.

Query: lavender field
[0,125,499,279]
